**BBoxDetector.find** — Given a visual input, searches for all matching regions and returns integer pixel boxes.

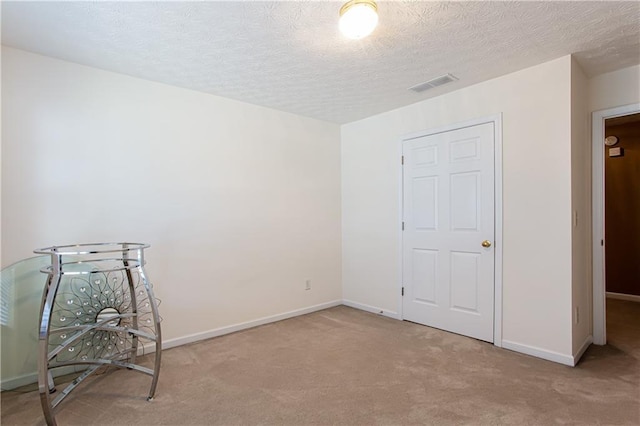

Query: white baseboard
[1,365,84,391]
[2,300,343,389]
[502,340,575,366]
[341,299,401,320]
[573,335,593,365]
[1,372,39,391]
[159,300,343,351]
[606,292,640,302]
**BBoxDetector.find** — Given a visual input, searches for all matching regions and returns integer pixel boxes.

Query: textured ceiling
[2,1,639,124]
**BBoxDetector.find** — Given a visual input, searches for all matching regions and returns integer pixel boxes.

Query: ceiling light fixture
[339,0,378,39]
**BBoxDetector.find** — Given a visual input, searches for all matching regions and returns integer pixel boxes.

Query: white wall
[589,65,640,113]
[5,44,633,380]
[1,47,342,383]
[570,58,592,359]
[342,56,575,361]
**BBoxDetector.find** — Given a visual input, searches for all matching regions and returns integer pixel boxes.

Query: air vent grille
[409,74,458,93]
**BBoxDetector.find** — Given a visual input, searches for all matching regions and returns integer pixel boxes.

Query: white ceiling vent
[409,74,458,93]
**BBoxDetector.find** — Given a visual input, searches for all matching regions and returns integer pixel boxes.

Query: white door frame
[592,103,640,345]
[399,114,503,347]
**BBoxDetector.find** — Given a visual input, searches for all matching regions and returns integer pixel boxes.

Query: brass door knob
[481,240,492,248]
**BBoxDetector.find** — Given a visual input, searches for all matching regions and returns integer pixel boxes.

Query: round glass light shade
[339,0,378,39]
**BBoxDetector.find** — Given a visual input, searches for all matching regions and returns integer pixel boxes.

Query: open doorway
[603,113,640,352]
[604,113,640,300]
[592,103,640,346]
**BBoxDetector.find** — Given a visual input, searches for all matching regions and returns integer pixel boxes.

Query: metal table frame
[34,243,162,426]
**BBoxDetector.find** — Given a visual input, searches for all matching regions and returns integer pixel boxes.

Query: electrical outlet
[305,279,311,291]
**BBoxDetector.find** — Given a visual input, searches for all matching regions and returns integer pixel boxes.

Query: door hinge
[401,287,404,296]
[601,239,604,246]
[402,222,405,231]
[401,155,404,165]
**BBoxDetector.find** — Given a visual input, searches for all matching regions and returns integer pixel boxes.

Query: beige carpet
[2,299,639,425]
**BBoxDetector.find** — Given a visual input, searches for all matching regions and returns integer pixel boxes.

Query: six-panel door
[402,122,495,342]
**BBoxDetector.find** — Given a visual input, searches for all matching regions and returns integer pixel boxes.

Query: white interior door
[402,122,495,342]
